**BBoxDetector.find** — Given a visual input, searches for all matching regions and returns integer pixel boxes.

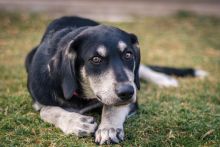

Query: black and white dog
[25,16,207,144]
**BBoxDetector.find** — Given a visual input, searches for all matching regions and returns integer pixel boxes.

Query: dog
[25,16,207,145]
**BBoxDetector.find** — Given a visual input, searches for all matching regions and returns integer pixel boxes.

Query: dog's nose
[116,84,134,100]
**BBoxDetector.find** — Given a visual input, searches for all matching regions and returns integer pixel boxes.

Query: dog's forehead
[84,41,128,59]
[117,40,127,52]
[96,45,107,57]
[96,39,127,54]
[81,25,132,56]
[85,25,131,45]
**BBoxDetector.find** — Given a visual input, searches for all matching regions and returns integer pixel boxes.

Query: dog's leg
[40,106,97,136]
[95,103,134,144]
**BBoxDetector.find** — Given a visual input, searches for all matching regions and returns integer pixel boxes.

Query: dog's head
[61,25,140,105]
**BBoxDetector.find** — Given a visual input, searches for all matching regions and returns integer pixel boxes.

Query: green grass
[0,11,220,146]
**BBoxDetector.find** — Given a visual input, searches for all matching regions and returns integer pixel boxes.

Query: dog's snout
[116,83,134,100]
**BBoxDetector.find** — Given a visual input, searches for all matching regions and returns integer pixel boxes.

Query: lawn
[0,11,220,146]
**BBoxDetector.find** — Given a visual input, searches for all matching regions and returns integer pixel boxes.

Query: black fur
[26,16,140,110]
[148,65,196,77]
[25,46,38,73]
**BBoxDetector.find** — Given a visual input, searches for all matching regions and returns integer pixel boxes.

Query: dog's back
[25,16,99,73]
[41,16,99,42]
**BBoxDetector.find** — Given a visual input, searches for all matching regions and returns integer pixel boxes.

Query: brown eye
[124,51,133,60]
[91,56,102,64]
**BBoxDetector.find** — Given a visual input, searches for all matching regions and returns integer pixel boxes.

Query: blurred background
[0,0,220,22]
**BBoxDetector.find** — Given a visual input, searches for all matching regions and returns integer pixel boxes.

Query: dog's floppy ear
[130,33,141,90]
[61,39,79,99]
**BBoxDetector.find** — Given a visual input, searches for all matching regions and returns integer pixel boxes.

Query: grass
[0,11,220,146]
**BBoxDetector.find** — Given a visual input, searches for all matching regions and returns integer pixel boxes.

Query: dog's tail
[25,46,38,73]
[147,65,208,78]
[139,64,208,87]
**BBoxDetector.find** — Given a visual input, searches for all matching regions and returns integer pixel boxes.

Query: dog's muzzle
[115,83,134,101]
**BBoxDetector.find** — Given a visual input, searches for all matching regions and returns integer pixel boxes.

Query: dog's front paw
[95,127,124,145]
[58,114,97,137]
[40,107,98,137]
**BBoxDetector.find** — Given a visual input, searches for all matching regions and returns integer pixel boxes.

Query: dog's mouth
[96,95,133,106]
[114,99,134,106]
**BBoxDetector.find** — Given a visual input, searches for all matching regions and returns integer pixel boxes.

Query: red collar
[73,91,79,96]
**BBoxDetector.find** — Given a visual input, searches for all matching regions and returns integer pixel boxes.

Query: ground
[0,11,219,146]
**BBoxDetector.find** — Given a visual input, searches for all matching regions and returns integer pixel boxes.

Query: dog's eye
[90,56,102,64]
[123,51,133,60]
